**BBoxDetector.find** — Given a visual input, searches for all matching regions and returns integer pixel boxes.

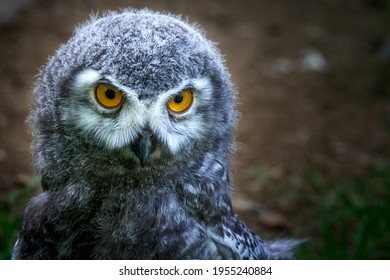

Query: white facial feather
[148,76,213,153]
[69,69,146,149]
[69,69,213,154]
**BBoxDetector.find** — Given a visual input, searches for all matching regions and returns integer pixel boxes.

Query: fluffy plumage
[12,9,297,259]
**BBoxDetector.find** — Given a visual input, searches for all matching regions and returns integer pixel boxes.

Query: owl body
[13,9,296,259]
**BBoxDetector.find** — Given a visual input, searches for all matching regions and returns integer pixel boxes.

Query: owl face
[66,68,214,167]
[31,10,237,182]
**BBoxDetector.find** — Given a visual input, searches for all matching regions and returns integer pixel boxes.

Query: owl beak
[131,129,156,167]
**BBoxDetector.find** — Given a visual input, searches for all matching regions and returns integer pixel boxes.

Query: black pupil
[174,94,183,103]
[105,89,116,99]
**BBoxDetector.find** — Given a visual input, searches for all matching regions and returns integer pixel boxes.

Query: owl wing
[210,216,298,259]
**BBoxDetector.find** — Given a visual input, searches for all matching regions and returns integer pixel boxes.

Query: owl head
[30,9,237,188]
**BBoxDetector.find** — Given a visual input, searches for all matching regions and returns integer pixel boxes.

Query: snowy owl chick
[12,9,297,259]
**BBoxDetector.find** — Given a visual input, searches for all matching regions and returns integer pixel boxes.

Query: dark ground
[1,0,390,259]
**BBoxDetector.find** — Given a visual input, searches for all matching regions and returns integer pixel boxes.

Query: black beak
[131,129,156,167]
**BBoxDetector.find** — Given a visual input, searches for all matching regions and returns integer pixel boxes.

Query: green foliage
[297,163,390,259]
[0,176,40,260]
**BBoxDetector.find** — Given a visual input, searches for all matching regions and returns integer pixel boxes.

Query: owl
[12,9,298,259]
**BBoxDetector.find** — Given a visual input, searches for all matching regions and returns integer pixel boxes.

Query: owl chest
[75,191,209,259]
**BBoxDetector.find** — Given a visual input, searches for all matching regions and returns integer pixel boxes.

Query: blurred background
[0,0,389,260]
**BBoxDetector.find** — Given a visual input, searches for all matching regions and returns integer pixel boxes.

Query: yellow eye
[94,84,123,109]
[167,89,194,114]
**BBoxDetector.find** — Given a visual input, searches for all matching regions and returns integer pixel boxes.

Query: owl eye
[94,84,124,109]
[167,89,194,114]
